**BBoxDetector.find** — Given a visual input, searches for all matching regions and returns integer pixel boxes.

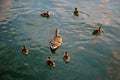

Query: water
[0,0,120,80]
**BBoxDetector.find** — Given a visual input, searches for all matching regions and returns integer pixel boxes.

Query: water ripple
[0,0,120,80]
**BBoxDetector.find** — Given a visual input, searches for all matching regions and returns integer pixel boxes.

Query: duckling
[73,8,79,16]
[40,11,50,18]
[46,57,56,68]
[49,29,62,50]
[63,51,70,63]
[92,27,103,35]
[21,45,29,55]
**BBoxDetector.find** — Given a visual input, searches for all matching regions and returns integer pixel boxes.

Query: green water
[0,0,120,80]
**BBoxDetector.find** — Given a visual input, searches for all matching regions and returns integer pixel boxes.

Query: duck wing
[50,36,62,49]
[92,30,98,35]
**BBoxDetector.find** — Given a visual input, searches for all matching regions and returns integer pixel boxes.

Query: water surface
[0,0,120,80]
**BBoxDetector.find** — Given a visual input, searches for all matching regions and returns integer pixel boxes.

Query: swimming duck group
[40,8,103,35]
[21,8,103,68]
[21,28,70,68]
[40,8,80,18]
[46,51,70,68]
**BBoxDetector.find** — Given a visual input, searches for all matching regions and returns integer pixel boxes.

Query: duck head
[47,56,51,60]
[75,8,77,11]
[47,11,50,15]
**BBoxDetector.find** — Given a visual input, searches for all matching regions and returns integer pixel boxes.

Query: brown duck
[46,57,56,68]
[21,45,29,55]
[73,8,79,16]
[92,27,103,35]
[63,51,70,63]
[49,29,62,50]
[41,11,50,18]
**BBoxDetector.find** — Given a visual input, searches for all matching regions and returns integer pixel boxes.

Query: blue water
[0,0,120,80]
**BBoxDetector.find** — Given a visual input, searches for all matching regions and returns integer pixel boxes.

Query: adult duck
[63,51,70,63]
[49,29,62,50]
[21,45,29,55]
[73,8,79,16]
[46,57,56,68]
[92,27,103,35]
[40,11,50,18]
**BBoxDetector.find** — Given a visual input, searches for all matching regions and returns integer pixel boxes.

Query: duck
[73,8,79,16]
[49,29,62,50]
[40,11,50,18]
[46,57,56,68]
[63,51,70,63]
[21,45,29,55]
[92,27,103,35]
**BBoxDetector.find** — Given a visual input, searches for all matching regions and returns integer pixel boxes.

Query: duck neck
[65,51,68,56]
[23,45,26,49]
[98,27,101,32]
[55,29,59,36]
